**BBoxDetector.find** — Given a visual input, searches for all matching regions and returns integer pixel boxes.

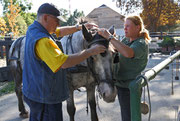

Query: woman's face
[124,19,140,39]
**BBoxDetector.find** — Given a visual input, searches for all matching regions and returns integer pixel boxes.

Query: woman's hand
[98,28,111,40]
[109,43,116,53]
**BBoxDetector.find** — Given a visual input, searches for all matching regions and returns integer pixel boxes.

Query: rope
[172,60,174,95]
[175,57,179,80]
[96,91,102,113]
[138,75,152,121]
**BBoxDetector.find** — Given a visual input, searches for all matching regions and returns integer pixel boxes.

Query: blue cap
[38,3,66,22]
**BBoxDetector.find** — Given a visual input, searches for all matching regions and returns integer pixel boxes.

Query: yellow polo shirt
[35,28,68,73]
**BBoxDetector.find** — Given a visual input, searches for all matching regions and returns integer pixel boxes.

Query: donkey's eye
[100,51,107,57]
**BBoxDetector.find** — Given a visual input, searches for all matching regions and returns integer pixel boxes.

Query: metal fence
[129,50,180,121]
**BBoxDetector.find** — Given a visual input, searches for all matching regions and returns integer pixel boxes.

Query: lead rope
[96,85,102,113]
[139,75,151,121]
[143,85,146,108]
[84,39,89,115]
[86,72,89,115]
[172,59,174,95]
[86,57,103,114]
[175,57,179,80]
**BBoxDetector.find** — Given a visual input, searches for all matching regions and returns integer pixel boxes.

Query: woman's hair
[125,15,151,42]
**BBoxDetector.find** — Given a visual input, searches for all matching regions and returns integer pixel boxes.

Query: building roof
[86,4,125,29]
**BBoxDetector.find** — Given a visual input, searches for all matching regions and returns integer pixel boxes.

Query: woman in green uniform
[98,15,151,121]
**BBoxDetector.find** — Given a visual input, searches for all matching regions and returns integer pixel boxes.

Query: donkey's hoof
[19,111,29,118]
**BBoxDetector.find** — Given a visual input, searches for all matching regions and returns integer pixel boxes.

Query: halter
[87,38,109,49]
[65,32,113,114]
[65,34,89,73]
[65,32,112,85]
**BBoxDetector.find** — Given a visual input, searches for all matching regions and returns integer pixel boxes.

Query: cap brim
[57,16,66,22]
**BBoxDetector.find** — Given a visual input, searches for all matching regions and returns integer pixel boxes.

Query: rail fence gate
[0,36,14,82]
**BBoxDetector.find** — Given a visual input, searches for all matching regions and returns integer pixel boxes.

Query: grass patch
[0,81,15,97]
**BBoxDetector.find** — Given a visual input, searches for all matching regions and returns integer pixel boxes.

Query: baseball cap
[37,3,66,22]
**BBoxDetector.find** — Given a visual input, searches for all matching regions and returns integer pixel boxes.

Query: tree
[59,8,69,20]
[0,0,32,14]
[6,0,20,36]
[21,12,37,26]
[16,15,27,35]
[0,0,34,36]
[113,0,142,15]
[0,17,8,36]
[140,0,180,32]
[159,36,175,51]
[62,9,85,26]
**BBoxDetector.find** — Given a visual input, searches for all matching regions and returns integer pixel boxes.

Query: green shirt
[113,37,149,88]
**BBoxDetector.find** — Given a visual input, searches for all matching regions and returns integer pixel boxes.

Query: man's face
[46,14,60,34]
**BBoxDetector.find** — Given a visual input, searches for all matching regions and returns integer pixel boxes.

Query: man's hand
[87,44,106,56]
[84,23,98,30]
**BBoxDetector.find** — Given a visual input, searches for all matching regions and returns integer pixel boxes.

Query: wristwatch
[75,24,81,31]
[108,35,114,41]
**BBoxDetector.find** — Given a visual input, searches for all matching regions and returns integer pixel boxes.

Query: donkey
[8,24,117,121]
[60,25,117,121]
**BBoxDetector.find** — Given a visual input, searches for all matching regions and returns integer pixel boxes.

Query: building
[86,4,125,39]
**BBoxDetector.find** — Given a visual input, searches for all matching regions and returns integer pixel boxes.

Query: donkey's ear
[108,25,115,35]
[82,24,93,41]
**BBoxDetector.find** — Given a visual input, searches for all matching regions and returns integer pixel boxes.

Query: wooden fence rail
[0,36,14,82]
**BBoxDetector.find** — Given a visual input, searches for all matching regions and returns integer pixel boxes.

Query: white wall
[115,29,125,40]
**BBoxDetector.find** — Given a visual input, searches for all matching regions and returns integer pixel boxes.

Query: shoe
[141,101,149,115]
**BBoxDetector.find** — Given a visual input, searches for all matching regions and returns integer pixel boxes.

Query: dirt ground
[0,53,180,121]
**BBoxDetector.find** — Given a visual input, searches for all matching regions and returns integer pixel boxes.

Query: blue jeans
[24,96,63,121]
[117,87,131,121]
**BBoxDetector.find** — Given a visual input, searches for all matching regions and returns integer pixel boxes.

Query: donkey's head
[82,25,117,103]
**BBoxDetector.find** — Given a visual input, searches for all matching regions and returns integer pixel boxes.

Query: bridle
[87,38,111,84]
[65,32,114,85]
[65,32,114,113]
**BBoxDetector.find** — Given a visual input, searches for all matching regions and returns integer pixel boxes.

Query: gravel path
[0,53,180,121]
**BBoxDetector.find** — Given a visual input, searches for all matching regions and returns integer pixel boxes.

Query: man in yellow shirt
[23,3,106,121]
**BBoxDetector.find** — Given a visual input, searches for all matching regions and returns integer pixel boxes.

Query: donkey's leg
[14,70,28,118]
[67,89,76,121]
[87,83,98,121]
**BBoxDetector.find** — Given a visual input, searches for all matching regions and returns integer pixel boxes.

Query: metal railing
[150,32,180,38]
[129,50,180,121]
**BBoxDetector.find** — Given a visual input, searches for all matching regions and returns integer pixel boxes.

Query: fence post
[129,78,142,121]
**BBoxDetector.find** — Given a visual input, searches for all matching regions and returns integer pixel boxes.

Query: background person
[98,15,151,121]
[22,3,106,121]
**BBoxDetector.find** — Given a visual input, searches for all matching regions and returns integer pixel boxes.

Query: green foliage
[62,9,85,26]
[16,15,27,35]
[159,36,175,47]
[0,81,15,97]
[0,0,32,14]
[0,2,84,35]
[21,12,37,26]
[59,8,69,20]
